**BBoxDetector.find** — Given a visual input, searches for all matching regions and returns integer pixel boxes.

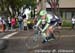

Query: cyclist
[34,10,59,43]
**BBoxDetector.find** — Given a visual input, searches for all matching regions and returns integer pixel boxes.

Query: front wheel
[25,36,41,49]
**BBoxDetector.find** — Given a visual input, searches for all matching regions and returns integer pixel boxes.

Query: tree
[47,0,59,15]
[0,0,37,16]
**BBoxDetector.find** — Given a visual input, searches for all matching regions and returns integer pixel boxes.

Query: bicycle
[25,26,60,49]
[25,26,43,49]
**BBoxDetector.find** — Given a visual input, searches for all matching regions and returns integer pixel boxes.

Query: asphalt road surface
[0,29,75,53]
[0,31,14,38]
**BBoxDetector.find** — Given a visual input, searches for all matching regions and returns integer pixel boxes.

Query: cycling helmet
[39,10,47,16]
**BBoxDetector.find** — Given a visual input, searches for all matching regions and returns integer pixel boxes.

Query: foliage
[0,0,37,16]
[62,20,72,27]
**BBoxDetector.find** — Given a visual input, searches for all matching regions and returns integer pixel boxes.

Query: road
[0,29,75,53]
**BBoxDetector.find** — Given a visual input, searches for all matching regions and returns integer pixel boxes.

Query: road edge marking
[1,32,18,39]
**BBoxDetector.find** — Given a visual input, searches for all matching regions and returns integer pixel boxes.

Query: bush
[62,20,72,27]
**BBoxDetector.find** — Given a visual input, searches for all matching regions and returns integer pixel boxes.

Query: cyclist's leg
[46,22,57,40]
[40,24,48,43]
[49,26,55,39]
[46,26,55,40]
[41,30,51,43]
[41,32,47,40]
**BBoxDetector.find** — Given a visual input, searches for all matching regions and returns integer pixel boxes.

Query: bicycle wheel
[25,35,41,49]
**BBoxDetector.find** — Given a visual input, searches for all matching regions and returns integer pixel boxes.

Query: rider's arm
[42,15,51,32]
[42,23,49,32]
[36,19,41,26]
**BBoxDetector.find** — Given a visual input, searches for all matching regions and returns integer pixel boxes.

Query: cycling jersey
[36,14,59,32]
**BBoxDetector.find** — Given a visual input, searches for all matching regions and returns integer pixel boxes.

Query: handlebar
[33,26,42,32]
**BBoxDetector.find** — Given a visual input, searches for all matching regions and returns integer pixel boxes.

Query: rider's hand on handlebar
[40,28,44,33]
[38,27,45,33]
[41,30,45,33]
[33,25,38,30]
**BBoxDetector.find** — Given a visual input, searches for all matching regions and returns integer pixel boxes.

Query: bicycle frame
[33,26,47,41]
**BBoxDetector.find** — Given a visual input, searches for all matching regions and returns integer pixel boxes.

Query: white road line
[1,32,18,39]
